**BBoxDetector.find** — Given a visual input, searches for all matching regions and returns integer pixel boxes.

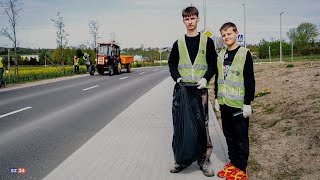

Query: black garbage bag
[172,82,207,167]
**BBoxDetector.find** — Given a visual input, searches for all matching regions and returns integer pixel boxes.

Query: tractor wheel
[109,66,113,76]
[126,63,132,73]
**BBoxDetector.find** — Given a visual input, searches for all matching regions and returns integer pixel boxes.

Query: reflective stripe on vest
[217,79,244,88]
[217,47,248,108]
[177,34,209,88]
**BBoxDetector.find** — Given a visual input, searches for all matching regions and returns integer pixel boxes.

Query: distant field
[2,62,168,85]
[3,66,88,84]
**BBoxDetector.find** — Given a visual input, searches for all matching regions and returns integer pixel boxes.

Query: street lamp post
[243,1,246,48]
[158,49,163,66]
[280,11,284,63]
[291,41,293,61]
[8,49,11,82]
[269,46,271,62]
[203,0,207,30]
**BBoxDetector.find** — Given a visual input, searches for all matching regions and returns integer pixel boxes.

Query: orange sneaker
[217,163,236,178]
[227,168,248,180]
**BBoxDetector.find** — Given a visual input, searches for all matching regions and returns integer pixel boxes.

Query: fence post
[8,49,11,83]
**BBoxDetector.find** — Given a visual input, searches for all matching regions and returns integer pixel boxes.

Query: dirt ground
[209,61,320,180]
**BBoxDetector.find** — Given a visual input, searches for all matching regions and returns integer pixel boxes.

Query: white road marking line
[120,77,128,80]
[0,107,32,119]
[153,69,158,71]
[139,72,145,75]
[83,85,99,91]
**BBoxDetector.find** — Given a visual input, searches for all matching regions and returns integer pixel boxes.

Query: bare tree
[88,19,100,49]
[51,12,69,65]
[0,0,22,78]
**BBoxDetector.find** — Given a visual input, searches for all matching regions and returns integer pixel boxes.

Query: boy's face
[183,15,199,31]
[220,27,238,47]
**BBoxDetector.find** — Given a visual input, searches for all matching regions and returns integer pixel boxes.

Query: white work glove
[176,77,183,83]
[242,105,252,118]
[6,70,9,74]
[197,78,207,89]
[214,99,220,112]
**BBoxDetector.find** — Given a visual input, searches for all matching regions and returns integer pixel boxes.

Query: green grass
[265,106,276,114]
[286,64,295,68]
[248,158,262,172]
[254,55,320,63]
[282,126,293,136]
[132,62,168,68]
[3,65,88,84]
[272,168,304,180]
[262,118,281,129]
[249,133,258,143]
[286,131,293,136]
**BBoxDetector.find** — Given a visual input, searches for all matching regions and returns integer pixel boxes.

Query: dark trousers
[86,65,90,72]
[196,88,213,166]
[0,68,4,87]
[74,65,79,74]
[220,105,249,172]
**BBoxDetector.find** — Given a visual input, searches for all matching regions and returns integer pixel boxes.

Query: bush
[286,64,294,68]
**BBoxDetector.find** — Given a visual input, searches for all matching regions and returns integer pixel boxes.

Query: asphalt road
[0,67,170,180]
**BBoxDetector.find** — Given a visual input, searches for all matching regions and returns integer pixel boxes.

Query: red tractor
[92,42,133,76]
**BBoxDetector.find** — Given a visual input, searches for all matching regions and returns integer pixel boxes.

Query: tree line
[0,46,170,66]
[253,22,320,59]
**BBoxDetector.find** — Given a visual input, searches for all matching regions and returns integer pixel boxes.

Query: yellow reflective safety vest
[0,58,3,68]
[217,47,249,108]
[177,34,209,88]
[74,57,79,66]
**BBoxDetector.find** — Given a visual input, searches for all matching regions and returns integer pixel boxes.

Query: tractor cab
[97,42,120,65]
[95,42,121,75]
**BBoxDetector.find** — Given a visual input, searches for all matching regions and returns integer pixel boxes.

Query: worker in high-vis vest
[168,6,217,177]
[0,56,8,88]
[73,56,79,74]
[214,22,255,180]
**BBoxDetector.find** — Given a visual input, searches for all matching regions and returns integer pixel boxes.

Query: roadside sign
[238,34,244,42]
[203,28,214,38]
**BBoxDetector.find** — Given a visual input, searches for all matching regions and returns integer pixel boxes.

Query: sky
[0,0,319,49]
